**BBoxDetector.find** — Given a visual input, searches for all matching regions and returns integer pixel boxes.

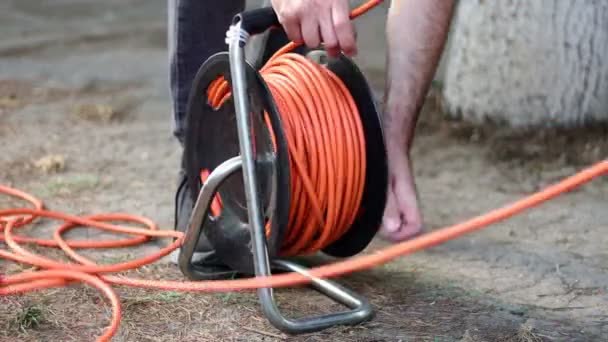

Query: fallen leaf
[33,154,66,174]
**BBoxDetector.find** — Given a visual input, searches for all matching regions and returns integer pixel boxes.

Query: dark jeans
[168,0,245,145]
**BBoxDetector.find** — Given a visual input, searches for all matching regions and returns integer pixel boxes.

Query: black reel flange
[183,49,388,276]
[183,52,290,274]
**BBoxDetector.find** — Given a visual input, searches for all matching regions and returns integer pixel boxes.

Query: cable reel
[178,7,388,334]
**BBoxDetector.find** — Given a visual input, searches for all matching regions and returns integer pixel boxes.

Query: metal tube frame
[179,21,373,334]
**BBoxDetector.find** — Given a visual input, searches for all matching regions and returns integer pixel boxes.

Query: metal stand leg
[262,259,373,334]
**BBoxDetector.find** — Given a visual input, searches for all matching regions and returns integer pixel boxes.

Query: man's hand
[269,0,356,57]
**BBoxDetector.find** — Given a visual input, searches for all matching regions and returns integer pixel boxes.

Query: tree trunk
[442,0,608,128]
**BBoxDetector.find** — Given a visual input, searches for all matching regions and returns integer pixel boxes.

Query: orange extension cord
[206,51,366,256]
[203,0,382,256]
[1,1,608,341]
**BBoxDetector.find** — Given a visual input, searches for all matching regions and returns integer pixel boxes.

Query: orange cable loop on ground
[2,1,608,341]
[2,162,607,341]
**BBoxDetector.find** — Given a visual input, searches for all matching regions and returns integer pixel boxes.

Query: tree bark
[442,0,608,128]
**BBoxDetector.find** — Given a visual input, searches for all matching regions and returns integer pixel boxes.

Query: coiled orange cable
[203,0,384,255]
[206,51,367,256]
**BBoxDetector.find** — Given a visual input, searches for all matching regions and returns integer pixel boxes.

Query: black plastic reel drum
[183,48,388,276]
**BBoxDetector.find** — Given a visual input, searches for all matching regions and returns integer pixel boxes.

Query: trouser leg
[168,0,245,144]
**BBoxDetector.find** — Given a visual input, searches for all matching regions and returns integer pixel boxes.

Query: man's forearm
[384,0,455,149]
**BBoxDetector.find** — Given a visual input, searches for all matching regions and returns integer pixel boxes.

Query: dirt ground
[1,1,607,341]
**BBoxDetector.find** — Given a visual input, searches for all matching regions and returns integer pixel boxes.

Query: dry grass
[32,173,100,198]
[0,261,528,341]
[33,154,67,174]
[0,78,142,120]
[0,79,70,112]
[69,95,140,123]
[514,324,543,342]
[417,90,608,169]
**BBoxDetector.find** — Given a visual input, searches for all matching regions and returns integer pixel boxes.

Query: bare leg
[380,0,455,241]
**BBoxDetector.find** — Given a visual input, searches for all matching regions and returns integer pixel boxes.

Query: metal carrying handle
[233,7,281,37]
